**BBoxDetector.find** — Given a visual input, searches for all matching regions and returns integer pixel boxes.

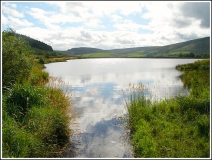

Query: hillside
[59,37,210,58]
[104,46,160,54]
[142,37,210,55]
[8,31,75,63]
[16,33,53,52]
[13,30,209,58]
[67,47,104,54]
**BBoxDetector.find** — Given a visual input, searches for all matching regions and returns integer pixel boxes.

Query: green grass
[127,52,146,57]
[166,51,190,56]
[81,52,115,58]
[78,52,127,58]
[3,28,76,157]
[35,55,77,64]
[2,77,74,158]
[28,64,49,86]
[2,41,74,158]
[125,59,210,158]
[78,51,205,58]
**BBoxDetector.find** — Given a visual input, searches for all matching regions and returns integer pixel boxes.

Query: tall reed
[125,59,210,158]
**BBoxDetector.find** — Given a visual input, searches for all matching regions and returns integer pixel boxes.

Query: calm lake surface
[44,58,199,158]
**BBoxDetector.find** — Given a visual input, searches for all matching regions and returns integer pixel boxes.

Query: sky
[1,1,211,51]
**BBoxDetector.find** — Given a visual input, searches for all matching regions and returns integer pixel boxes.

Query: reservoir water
[44,58,199,158]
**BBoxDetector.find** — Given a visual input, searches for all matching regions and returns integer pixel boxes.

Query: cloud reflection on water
[44,58,199,158]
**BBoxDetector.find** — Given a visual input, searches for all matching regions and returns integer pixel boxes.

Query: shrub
[2,29,34,89]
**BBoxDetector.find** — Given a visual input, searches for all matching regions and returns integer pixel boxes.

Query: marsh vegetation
[125,59,210,158]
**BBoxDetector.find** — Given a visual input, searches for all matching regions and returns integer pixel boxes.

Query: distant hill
[65,46,160,55]
[59,46,160,55]
[142,37,210,55]
[67,47,104,54]
[16,33,53,52]
[58,37,210,57]
[104,46,160,54]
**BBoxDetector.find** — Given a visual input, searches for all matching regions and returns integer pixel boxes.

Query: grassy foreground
[125,59,210,158]
[2,29,74,158]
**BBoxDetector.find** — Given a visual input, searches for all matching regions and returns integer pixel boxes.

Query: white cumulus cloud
[1,1,210,50]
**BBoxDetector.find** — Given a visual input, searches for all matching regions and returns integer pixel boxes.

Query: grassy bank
[125,59,210,158]
[2,29,74,157]
[35,55,77,64]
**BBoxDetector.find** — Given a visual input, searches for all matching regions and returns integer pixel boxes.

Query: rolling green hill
[13,29,210,59]
[59,36,210,58]
[67,47,104,54]
[142,37,210,57]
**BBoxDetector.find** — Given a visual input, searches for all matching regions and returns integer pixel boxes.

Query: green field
[81,52,128,58]
[76,51,206,58]
[81,52,115,57]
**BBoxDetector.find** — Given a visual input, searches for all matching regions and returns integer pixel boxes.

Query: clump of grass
[28,64,49,86]
[2,77,74,158]
[125,59,210,158]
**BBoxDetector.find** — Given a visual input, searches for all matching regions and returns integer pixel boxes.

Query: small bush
[2,29,34,88]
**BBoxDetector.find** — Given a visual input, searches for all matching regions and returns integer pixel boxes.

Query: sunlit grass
[2,74,75,158]
[81,52,115,58]
[125,59,210,158]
